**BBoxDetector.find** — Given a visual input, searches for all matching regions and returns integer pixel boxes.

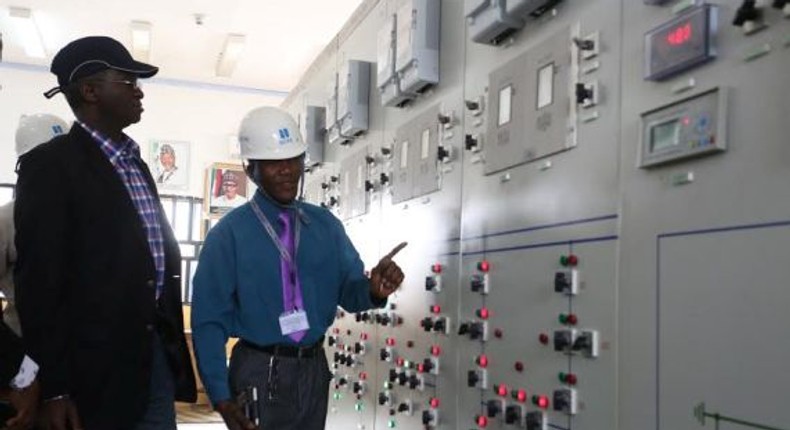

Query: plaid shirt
[78,121,165,297]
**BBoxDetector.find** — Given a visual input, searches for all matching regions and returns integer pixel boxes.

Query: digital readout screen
[645,5,716,81]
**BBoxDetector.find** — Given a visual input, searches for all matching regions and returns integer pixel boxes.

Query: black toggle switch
[365,180,375,192]
[389,369,398,383]
[378,392,389,406]
[437,113,452,124]
[458,322,470,336]
[379,173,390,185]
[380,348,390,361]
[464,134,479,151]
[422,358,434,373]
[408,375,421,390]
[437,145,451,163]
[575,83,594,105]
[425,276,438,291]
[505,405,522,424]
[465,99,480,111]
[421,317,434,332]
[572,37,595,51]
[433,318,447,333]
[467,370,480,387]
[486,400,503,418]
[733,0,761,27]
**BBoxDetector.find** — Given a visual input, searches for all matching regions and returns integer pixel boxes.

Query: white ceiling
[0,0,364,93]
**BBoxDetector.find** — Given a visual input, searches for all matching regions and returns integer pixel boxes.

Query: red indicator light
[431,263,442,274]
[361,333,368,340]
[476,415,489,427]
[432,305,441,314]
[478,307,490,319]
[539,333,550,345]
[683,116,691,126]
[431,345,442,356]
[497,384,508,397]
[476,355,489,368]
[537,395,550,409]
[386,337,396,346]
[567,314,578,325]
[666,22,692,46]
[430,398,440,409]
[517,389,527,403]
[566,373,578,385]
[477,260,491,272]
[333,328,340,334]
[396,357,404,367]
[567,254,578,266]
[417,364,425,373]
[360,372,368,380]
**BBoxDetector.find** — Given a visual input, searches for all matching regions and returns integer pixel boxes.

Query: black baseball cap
[44,36,158,99]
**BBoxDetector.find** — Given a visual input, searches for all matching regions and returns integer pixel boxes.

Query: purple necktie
[279,211,306,342]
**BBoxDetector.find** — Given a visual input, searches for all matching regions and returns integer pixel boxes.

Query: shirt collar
[77,121,140,166]
[253,190,310,225]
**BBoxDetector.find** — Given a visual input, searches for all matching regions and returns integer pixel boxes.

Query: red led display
[666,22,692,46]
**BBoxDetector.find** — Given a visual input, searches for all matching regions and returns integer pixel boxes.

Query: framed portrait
[150,141,190,191]
[205,163,249,217]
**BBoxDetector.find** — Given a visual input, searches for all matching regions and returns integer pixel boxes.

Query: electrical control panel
[485,26,576,174]
[396,0,441,95]
[337,60,371,141]
[303,105,325,166]
[465,0,524,46]
[274,0,790,429]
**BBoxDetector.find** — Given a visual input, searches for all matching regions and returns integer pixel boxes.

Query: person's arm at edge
[13,148,71,400]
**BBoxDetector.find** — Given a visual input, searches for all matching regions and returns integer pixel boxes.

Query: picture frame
[204,162,249,217]
[150,140,190,191]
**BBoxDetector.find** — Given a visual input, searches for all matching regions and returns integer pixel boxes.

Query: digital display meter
[639,87,727,168]
[645,4,717,81]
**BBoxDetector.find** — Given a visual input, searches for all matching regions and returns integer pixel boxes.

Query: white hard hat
[238,106,307,160]
[15,113,69,157]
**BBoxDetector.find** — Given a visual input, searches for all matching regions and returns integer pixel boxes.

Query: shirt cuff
[10,355,39,390]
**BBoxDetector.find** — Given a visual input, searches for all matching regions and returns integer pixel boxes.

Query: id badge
[279,310,310,336]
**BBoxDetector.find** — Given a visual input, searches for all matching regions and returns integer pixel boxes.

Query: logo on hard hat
[277,128,293,145]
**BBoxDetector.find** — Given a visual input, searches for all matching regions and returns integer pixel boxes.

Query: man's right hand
[215,400,257,430]
[42,397,82,430]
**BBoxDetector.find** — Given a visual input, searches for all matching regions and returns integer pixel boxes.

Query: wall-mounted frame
[150,140,190,191]
[204,162,249,217]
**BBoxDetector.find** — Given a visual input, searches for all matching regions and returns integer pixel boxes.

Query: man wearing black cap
[14,36,196,430]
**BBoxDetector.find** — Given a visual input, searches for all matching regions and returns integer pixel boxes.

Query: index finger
[383,242,408,260]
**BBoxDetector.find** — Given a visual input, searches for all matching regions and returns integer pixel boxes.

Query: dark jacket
[14,125,196,429]
[0,320,24,387]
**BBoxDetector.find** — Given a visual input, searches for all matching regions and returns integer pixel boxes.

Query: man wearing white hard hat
[0,113,67,430]
[192,106,407,430]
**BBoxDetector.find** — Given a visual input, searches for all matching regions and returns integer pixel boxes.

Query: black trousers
[229,341,332,430]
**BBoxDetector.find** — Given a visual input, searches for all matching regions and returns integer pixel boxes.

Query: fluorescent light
[130,20,152,62]
[9,7,46,58]
[216,33,246,77]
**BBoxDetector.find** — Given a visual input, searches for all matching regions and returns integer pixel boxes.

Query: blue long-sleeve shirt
[191,191,384,403]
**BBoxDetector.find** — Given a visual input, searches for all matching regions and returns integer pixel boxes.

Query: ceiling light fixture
[130,20,152,62]
[216,33,246,78]
[9,7,46,58]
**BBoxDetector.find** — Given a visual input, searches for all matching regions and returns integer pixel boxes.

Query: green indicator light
[558,372,566,382]
[388,419,397,428]
[559,314,568,324]
[355,402,364,412]
[560,256,569,266]
[333,392,342,400]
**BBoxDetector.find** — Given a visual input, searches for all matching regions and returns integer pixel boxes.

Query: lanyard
[250,199,301,264]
